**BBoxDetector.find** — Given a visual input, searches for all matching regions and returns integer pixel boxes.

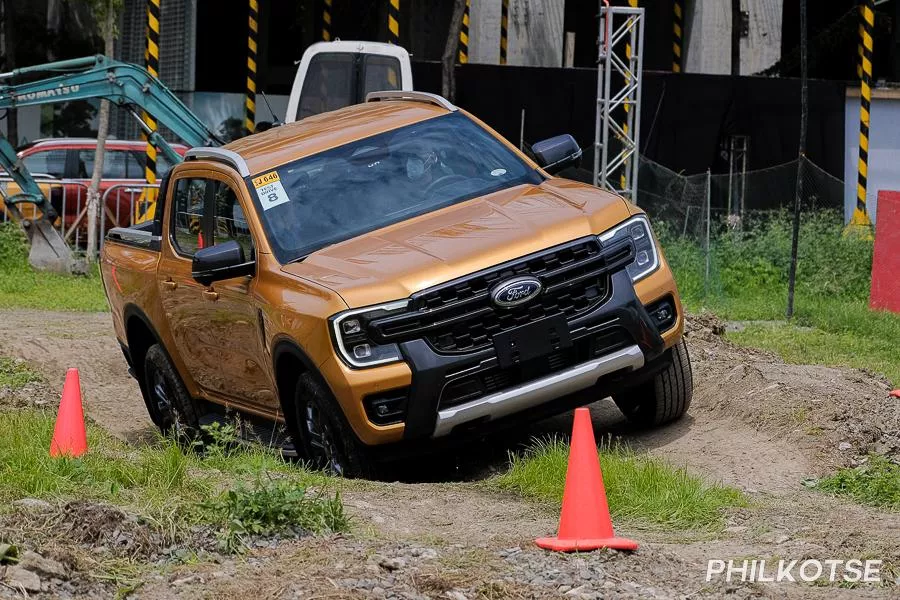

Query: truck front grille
[368,236,635,354]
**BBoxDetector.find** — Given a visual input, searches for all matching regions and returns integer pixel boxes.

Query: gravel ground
[1,310,899,598]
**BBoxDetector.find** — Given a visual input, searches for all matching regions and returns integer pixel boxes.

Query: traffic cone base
[535,536,639,552]
[535,407,638,553]
[50,368,88,458]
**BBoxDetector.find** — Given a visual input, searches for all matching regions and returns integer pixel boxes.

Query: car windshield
[244,112,542,263]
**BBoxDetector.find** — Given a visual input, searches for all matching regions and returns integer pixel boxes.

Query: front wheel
[143,344,201,440]
[293,373,375,478]
[614,339,693,427]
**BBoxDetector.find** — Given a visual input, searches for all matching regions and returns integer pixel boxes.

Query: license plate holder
[493,315,572,369]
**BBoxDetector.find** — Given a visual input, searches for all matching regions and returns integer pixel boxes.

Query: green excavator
[0,55,222,272]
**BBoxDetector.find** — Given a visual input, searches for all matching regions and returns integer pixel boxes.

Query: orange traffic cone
[535,407,638,552]
[49,368,88,458]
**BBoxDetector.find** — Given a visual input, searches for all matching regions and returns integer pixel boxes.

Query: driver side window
[171,178,208,257]
[213,181,254,260]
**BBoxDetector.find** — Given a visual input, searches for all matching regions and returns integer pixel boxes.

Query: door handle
[202,290,219,301]
[162,279,177,290]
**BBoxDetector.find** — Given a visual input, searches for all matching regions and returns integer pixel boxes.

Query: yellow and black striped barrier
[857,4,864,79]
[322,0,332,41]
[245,0,258,136]
[673,0,683,72]
[459,0,469,64]
[500,0,508,65]
[853,0,874,228]
[138,0,160,224]
[387,0,400,45]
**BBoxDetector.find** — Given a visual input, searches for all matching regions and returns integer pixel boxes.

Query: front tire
[293,373,375,478]
[143,344,201,440]
[614,339,693,427]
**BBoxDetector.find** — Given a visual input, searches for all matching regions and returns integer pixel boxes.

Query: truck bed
[100,222,164,354]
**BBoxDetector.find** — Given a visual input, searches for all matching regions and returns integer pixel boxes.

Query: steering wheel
[423,174,469,198]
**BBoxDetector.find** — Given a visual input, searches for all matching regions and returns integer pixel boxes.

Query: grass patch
[493,438,746,531]
[0,222,108,312]
[816,455,900,510]
[0,409,346,552]
[657,211,900,385]
[0,357,43,389]
[201,480,348,553]
[729,320,900,384]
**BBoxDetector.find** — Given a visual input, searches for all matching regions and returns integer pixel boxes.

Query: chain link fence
[636,156,872,307]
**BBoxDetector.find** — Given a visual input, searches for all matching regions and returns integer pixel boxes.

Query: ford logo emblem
[491,277,543,308]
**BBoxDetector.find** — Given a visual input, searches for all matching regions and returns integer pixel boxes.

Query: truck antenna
[260,91,281,126]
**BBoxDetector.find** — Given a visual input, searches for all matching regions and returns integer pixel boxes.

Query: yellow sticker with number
[251,171,289,211]
[252,171,280,188]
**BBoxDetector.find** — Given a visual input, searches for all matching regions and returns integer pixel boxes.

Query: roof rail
[184,147,250,177]
[365,90,457,112]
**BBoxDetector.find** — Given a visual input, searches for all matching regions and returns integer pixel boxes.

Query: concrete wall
[843,88,900,225]
[684,0,782,75]
[469,0,564,67]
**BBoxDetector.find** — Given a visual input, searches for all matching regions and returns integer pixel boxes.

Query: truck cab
[285,41,413,123]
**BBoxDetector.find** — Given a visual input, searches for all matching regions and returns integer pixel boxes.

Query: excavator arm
[0,55,223,271]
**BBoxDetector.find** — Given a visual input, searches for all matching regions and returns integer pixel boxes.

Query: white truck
[285,41,414,123]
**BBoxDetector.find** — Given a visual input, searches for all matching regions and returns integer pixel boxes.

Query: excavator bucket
[0,136,76,273]
[21,216,75,273]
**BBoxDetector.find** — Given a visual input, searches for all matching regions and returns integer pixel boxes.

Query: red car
[14,138,188,239]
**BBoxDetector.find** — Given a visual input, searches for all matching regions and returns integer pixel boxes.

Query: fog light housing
[647,296,677,332]
[364,388,409,425]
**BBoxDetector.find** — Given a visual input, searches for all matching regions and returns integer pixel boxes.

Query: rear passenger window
[363,55,402,95]
[213,181,254,260]
[296,53,355,120]
[171,178,208,256]
[22,149,67,178]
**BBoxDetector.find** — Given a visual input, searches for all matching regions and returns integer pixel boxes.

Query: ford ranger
[100,91,692,477]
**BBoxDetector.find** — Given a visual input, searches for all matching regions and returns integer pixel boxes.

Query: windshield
[245,112,542,263]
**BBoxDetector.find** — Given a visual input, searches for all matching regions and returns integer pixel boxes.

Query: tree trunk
[442,0,467,101]
[3,0,17,145]
[86,5,114,262]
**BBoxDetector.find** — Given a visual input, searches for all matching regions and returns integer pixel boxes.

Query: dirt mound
[683,313,899,474]
[60,501,168,557]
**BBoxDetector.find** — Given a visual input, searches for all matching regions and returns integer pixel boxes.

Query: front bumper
[432,343,645,437]
[397,268,669,440]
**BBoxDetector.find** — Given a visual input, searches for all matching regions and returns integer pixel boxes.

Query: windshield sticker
[490,168,507,177]
[252,171,290,211]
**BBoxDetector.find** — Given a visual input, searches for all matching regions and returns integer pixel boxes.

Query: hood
[282,178,632,308]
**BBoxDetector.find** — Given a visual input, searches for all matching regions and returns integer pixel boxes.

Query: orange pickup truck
[100,91,692,477]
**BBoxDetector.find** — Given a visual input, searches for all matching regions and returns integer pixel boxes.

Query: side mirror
[531,134,583,175]
[192,240,255,286]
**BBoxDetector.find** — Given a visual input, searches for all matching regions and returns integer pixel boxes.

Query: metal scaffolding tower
[593,3,645,203]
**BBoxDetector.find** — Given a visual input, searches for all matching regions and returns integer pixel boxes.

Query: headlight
[330,300,408,368]
[598,215,660,282]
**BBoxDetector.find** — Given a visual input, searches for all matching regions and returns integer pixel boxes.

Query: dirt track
[1,309,899,598]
